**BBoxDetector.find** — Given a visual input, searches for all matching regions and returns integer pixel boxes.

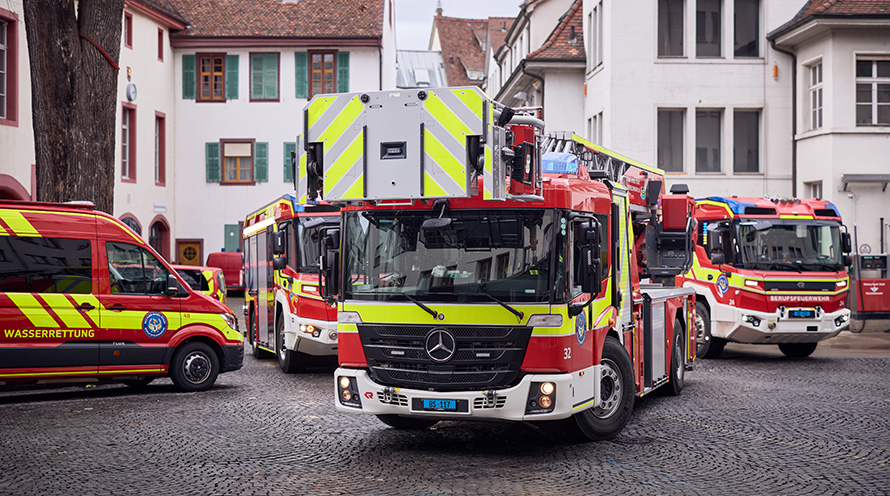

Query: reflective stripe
[317,96,363,151]
[7,293,59,327]
[40,294,91,328]
[423,128,466,194]
[324,131,364,199]
[423,92,474,147]
[0,210,39,237]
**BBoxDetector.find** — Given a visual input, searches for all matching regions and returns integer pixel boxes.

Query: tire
[778,342,817,358]
[665,321,685,396]
[277,313,304,373]
[572,336,635,441]
[122,377,155,389]
[170,341,220,392]
[376,415,438,430]
[695,302,725,359]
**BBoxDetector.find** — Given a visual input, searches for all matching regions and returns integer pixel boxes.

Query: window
[588,111,603,144]
[658,109,684,172]
[310,51,336,98]
[121,216,142,236]
[178,268,209,291]
[0,237,92,293]
[148,219,169,260]
[124,12,132,49]
[658,0,684,57]
[855,58,890,126]
[154,113,165,185]
[121,104,136,182]
[806,181,823,199]
[809,62,823,130]
[1,11,18,125]
[733,110,759,173]
[198,54,225,101]
[250,53,279,101]
[223,141,254,183]
[106,241,170,295]
[733,0,759,57]
[157,28,164,61]
[696,110,721,173]
[697,0,721,57]
[588,2,603,68]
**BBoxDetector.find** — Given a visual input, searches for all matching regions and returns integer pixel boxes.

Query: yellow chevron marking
[424,128,465,190]
[318,96,363,149]
[452,88,483,123]
[40,294,90,328]
[308,96,337,129]
[425,92,473,147]
[324,131,364,196]
[423,171,448,197]
[7,293,59,327]
[0,210,39,236]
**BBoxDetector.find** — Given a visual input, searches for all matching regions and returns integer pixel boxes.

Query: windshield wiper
[478,292,524,323]
[772,262,803,273]
[399,292,441,320]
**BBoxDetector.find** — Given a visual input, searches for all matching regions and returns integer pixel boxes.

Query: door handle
[75,303,96,311]
[108,304,127,312]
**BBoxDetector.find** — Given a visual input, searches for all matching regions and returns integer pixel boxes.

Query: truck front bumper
[333,366,602,422]
[717,307,851,344]
[284,316,338,357]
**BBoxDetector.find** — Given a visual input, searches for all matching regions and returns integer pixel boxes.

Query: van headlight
[221,313,238,330]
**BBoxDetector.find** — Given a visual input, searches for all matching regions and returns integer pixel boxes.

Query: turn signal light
[341,389,352,401]
[539,395,552,408]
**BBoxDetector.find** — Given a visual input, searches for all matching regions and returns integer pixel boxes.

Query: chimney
[436,0,443,16]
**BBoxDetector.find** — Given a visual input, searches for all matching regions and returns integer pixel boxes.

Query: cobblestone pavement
[2,323,888,495]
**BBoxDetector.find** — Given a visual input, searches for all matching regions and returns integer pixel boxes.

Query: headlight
[339,311,362,324]
[527,314,563,327]
[220,313,238,330]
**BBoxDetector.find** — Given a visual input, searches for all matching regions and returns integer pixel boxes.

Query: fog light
[339,376,351,389]
[330,331,338,340]
[313,330,321,338]
[540,382,555,395]
[539,395,552,408]
[341,389,352,401]
[768,321,777,330]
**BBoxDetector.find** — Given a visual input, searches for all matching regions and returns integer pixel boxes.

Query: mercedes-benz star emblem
[797,281,805,289]
[425,329,456,362]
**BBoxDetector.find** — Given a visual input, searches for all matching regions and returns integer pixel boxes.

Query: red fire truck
[297,87,697,440]
[677,196,852,358]
[242,195,339,372]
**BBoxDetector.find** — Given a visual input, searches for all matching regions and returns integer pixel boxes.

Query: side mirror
[842,232,852,254]
[320,229,340,298]
[844,254,854,268]
[166,273,179,296]
[272,256,287,271]
[323,229,340,250]
[711,252,725,266]
[579,246,602,295]
[272,230,286,255]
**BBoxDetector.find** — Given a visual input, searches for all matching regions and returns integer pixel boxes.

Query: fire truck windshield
[343,209,561,303]
[736,219,843,272]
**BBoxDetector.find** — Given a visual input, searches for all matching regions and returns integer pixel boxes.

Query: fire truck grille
[764,280,835,291]
[357,324,532,391]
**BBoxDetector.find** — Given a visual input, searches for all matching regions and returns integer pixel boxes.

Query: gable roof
[488,17,514,56]
[433,14,489,87]
[167,0,384,40]
[769,0,890,39]
[526,0,584,61]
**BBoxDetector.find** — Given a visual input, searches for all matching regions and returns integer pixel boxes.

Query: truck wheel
[571,336,634,441]
[666,322,685,396]
[276,314,304,373]
[376,415,438,430]
[778,342,817,358]
[695,302,725,358]
[170,342,220,392]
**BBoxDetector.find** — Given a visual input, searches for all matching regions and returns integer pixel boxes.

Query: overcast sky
[394,0,521,51]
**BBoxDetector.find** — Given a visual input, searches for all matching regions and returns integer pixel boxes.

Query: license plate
[421,399,457,411]
[790,309,815,318]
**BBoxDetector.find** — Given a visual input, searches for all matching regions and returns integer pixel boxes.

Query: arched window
[148,215,170,260]
[121,216,141,236]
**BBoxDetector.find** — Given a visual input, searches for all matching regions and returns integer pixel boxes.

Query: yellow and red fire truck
[677,196,852,358]
[295,87,697,440]
[242,195,338,372]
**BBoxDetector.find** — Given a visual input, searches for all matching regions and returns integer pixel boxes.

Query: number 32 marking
[564,347,571,360]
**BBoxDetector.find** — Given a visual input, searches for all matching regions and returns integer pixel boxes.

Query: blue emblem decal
[575,312,587,347]
[716,274,729,295]
[143,312,167,338]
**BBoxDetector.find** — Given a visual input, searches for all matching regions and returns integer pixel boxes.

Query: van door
[99,241,182,374]
[0,236,99,377]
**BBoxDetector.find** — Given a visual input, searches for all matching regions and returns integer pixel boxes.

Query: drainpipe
[770,39,797,197]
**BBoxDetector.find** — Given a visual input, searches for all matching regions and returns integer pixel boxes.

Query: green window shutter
[295,52,308,98]
[226,54,239,100]
[250,53,264,100]
[182,54,196,99]
[337,51,350,93]
[283,142,296,182]
[264,54,279,99]
[205,142,221,182]
[255,142,268,182]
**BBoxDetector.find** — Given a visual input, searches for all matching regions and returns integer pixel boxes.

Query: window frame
[732,109,760,174]
[121,102,136,183]
[154,111,166,186]
[732,0,760,58]
[657,108,685,173]
[124,12,132,49]
[657,0,685,58]
[249,52,280,102]
[696,0,722,58]
[808,61,823,130]
[855,57,890,127]
[196,52,227,103]
[0,9,19,127]
[308,50,337,99]
[157,27,164,62]
[220,138,256,185]
[695,109,722,174]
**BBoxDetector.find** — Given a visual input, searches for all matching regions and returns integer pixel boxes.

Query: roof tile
[526,0,584,61]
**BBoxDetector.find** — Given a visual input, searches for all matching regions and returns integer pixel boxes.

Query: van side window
[106,242,171,295]
[0,237,92,293]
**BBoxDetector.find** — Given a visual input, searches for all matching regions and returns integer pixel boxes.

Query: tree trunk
[24,0,125,214]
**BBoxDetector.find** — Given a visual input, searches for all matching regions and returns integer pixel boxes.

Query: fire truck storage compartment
[640,287,694,388]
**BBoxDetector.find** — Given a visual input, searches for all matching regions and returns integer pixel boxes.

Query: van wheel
[170,342,220,392]
[122,377,155,389]
[376,415,438,430]
[665,322,685,396]
[778,342,817,358]
[695,302,725,358]
[277,313,305,373]
[571,336,634,441]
